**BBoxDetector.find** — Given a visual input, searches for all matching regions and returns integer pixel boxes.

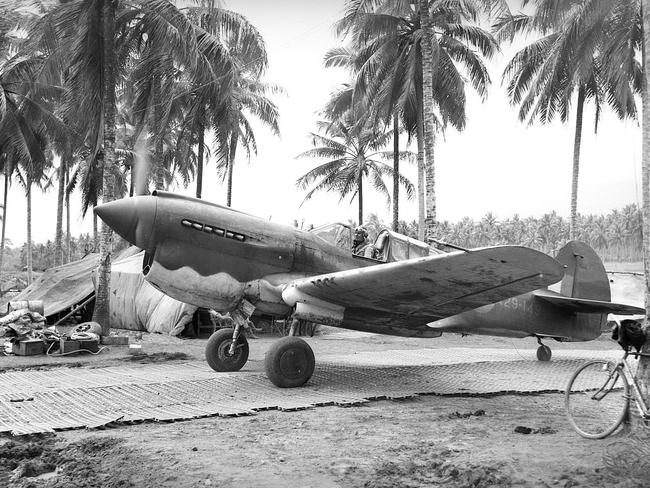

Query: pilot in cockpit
[352,225,376,258]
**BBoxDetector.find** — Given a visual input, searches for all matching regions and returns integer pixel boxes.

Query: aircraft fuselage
[101,191,375,317]
[96,191,612,342]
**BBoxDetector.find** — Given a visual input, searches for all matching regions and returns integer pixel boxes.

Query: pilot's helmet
[354,226,368,239]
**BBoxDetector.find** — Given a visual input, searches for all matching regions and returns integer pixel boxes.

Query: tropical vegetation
[0,0,649,349]
[390,204,642,262]
[497,0,641,240]
[303,0,502,237]
[0,0,279,332]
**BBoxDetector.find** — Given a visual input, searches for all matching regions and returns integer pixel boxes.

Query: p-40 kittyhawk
[95,192,644,387]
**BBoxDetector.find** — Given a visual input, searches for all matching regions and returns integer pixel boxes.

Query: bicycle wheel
[565,360,629,439]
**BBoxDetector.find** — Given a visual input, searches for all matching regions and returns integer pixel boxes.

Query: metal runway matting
[0,349,621,435]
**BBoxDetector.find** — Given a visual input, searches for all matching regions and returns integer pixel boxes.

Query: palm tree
[29,0,118,331]
[15,153,49,284]
[0,61,56,286]
[36,0,232,333]
[639,0,650,395]
[180,5,263,200]
[499,0,641,240]
[296,114,414,225]
[214,73,282,207]
[0,156,10,281]
[334,0,499,239]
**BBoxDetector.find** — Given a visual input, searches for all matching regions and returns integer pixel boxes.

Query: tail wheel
[265,336,315,388]
[536,344,552,361]
[205,328,249,372]
[565,360,629,439]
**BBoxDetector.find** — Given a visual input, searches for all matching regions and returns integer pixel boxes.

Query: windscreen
[312,223,351,250]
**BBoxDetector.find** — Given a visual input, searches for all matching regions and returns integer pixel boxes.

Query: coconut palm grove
[1,0,650,327]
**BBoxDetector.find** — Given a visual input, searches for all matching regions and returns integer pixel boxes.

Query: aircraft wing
[533,289,645,315]
[282,246,564,336]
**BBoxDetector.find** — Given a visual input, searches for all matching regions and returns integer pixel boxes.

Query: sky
[3,0,642,246]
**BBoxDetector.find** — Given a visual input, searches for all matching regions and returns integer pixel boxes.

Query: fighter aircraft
[95,191,644,387]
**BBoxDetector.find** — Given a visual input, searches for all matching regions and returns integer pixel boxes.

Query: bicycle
[565,346,650,439]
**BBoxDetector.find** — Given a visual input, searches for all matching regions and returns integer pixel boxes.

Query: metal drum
[7,300,45,316]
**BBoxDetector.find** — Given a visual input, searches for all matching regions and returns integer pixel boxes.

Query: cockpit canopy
[310,222,352,250]
[310,223,443,262]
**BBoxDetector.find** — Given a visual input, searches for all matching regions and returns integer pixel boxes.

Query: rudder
[555,241,610,301]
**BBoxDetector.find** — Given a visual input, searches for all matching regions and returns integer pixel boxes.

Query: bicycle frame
[565,348,650,439]
[620,352,650,421]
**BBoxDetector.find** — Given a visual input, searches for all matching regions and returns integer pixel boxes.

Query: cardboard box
[77,339,99,353]
[12,340,45,356]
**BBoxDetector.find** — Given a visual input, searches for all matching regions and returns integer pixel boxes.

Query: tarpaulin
[108,252,196,335]
[1,253,101,317]
[1,247,194,335]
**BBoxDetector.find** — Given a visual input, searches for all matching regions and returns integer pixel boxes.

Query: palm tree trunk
[416,86,426,241]
[26,182,33,286]
[153,75,165,190]
[92,0,117,335]
[358,172,363,225]
[54,155,66,266]
[424,138,436,237]
[637,0,650,405]
[570,87,586,241]
[392,112,399,231]
[129,164,134,197]
[419,0,437,240]
[93,212,98,250]
[226,131,238,207]
[0,171,8,285]
[65,167,71,263]
[196,124,204,199]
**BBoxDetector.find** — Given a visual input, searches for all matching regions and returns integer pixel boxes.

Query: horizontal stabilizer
[534,289,645,315]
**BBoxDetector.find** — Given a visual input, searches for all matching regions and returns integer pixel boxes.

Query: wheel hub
[278,348,308,379]
[218,341,240,361]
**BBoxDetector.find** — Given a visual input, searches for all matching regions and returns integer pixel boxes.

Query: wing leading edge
[282,246,564,337]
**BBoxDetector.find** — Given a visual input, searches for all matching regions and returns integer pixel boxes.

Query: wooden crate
[12,340,45,356]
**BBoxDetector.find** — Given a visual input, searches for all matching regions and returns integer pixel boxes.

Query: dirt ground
[2,330,649,487]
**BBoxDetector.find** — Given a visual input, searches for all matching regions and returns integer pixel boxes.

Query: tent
[2,248,196,335]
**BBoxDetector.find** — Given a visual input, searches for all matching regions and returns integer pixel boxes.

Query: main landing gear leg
[265,318,315,388]
[205,299,255,372]
[536,336,552,362]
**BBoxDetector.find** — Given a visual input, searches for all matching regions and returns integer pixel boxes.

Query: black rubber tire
[536,344,552,361]
[265,336,315,388]
[205,328,249,372]
[565,360,628,439]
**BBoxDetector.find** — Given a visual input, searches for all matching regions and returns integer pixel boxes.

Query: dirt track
[2,331,649,487]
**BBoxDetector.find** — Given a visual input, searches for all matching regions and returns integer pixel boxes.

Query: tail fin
[555,241,610,301]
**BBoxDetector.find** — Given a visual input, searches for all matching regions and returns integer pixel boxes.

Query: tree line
[390,203,642,262]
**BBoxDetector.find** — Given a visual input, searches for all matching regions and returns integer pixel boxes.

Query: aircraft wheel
[536,344,552,362]
[265,336,315,388]
[205,328,249,372]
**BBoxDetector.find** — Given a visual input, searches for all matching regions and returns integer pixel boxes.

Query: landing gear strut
[205,299,255,372]
[265,318,315,388]
[536,337,552,362]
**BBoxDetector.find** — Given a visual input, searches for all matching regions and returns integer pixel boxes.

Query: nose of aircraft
[94,195,156,250]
